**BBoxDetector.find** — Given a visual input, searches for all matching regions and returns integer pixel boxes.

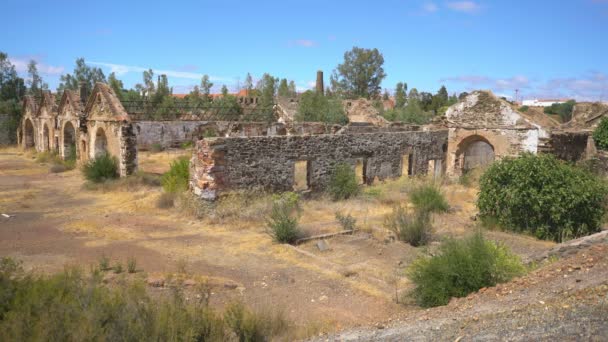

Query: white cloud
[446,1,481,13]
[9,57,64,75]
[289,39,317,48]
[441,72,608,101]
[423,2,439,13]
[88,61,227,82]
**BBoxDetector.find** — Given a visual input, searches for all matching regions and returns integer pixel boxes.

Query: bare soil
[2,147,588,340]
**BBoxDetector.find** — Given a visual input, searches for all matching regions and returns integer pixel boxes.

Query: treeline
[0,52,49,144]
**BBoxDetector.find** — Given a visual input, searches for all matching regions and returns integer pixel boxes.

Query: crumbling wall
[550,131,594,162]
[133,121,344,149]
[191,130,448,200]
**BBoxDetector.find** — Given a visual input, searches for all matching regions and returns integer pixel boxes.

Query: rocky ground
[312,233,608,341]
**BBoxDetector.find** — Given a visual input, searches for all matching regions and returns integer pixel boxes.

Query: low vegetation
[385,206,432,247]
[592,116,608,150]
[335,211,357,231]
[266,192,302,244]
[478,153,607,242]
[518,105,529,112]
[161,156,190,193]
[0,257,290,341]
[82,153,119,183]
[543,100,576,122]
[328,163,360,200]
[407,232,525,307]
[295,90,348,124]
[409,183,449,213]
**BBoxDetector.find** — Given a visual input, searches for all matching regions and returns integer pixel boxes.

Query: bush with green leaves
[161,156,190,194]
[266,192,301,244]
[295,90,348,124]
[543,100,576,122]
[519,105,529,112]
[407,232,525,307]
[82,153,118,183]
[409,184,449,213]
[335,212,357,231]
[328,163,360,201]
[384,206,432,247]
[478,153,607,242]
[592,116,608,150]
[224,301,289,342]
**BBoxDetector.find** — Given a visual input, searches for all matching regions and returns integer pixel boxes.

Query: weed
[335,211,357,231]
[113,261,123,274]
[266,192,302,244]
[127,257,137,274]
[409,183,449,213]
[156,192,175,209]
[161,156,190,194]
[98,254,111,271]
[82,153,118,183]
[328,163,359,201]
[384,206,432,247]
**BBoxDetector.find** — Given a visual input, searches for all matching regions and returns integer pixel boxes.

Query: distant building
[522,98,572,107]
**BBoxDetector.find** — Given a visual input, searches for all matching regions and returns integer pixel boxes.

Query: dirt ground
[0,147,561,338]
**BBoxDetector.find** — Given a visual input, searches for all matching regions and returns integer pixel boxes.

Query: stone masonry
[191,130,448,200]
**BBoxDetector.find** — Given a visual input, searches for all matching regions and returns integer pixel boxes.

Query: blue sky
[3,0,608,101]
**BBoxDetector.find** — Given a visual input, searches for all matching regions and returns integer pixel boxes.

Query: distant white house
[522,98,572,107]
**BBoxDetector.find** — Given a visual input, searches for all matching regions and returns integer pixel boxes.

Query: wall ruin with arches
[19,84,137,177]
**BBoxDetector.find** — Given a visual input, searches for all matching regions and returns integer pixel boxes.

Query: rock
[224,282,238,289]
[183,279,197,287]
[317,240,330,252]
[147,276,165,287]
[319,295,328,302]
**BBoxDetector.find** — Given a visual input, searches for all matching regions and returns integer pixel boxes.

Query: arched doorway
[24,119,35,148]
[95,127,108,157]
[456,135,495,174]
[63,122,77,160]
[42,124,50,151]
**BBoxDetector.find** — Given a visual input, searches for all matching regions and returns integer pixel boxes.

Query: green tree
[288,80,297,97]
[221,85,229,96]
[295,90,348,124]
[0,52,26,144]
[278,78,289,97]
[257,73,277,108]
[200,74,213,100]
[395,82,407,107]
[544,100,576,122]
[26,60,48,96]
[244,72,253,94]
[107,72,124,101]
[330,47,386,99]
[57,58,106,96]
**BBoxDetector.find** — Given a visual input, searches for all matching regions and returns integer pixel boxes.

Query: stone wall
[550,131,593,162]
[133,120,343,149]
[191,130,448,200]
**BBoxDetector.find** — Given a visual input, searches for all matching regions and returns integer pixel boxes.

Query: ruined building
[19,83,137,176]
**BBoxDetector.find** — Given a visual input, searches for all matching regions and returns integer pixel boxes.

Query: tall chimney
[316,70,324,95]
[79,81,88,105]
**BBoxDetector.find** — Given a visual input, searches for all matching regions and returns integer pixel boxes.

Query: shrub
[335,212,357,231]
[49,164,67,173]
[593,116,608,150]
[161,156,190,194]
[82,153,118,183]
[543,100,575,122]
[150,143,164,153]
[478,153,607,242]
[328,163,360,201]
[156,192,175,209]
[409,184,449,213]
[266,192,301,244]
[113,261,123,274]
[384,206,432,247]
[407,232,525,307]
[224,301,289,342]
[98,254,111,271]
[127,257,137,273]
[519,105,529,112]
[180,140,194,149]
